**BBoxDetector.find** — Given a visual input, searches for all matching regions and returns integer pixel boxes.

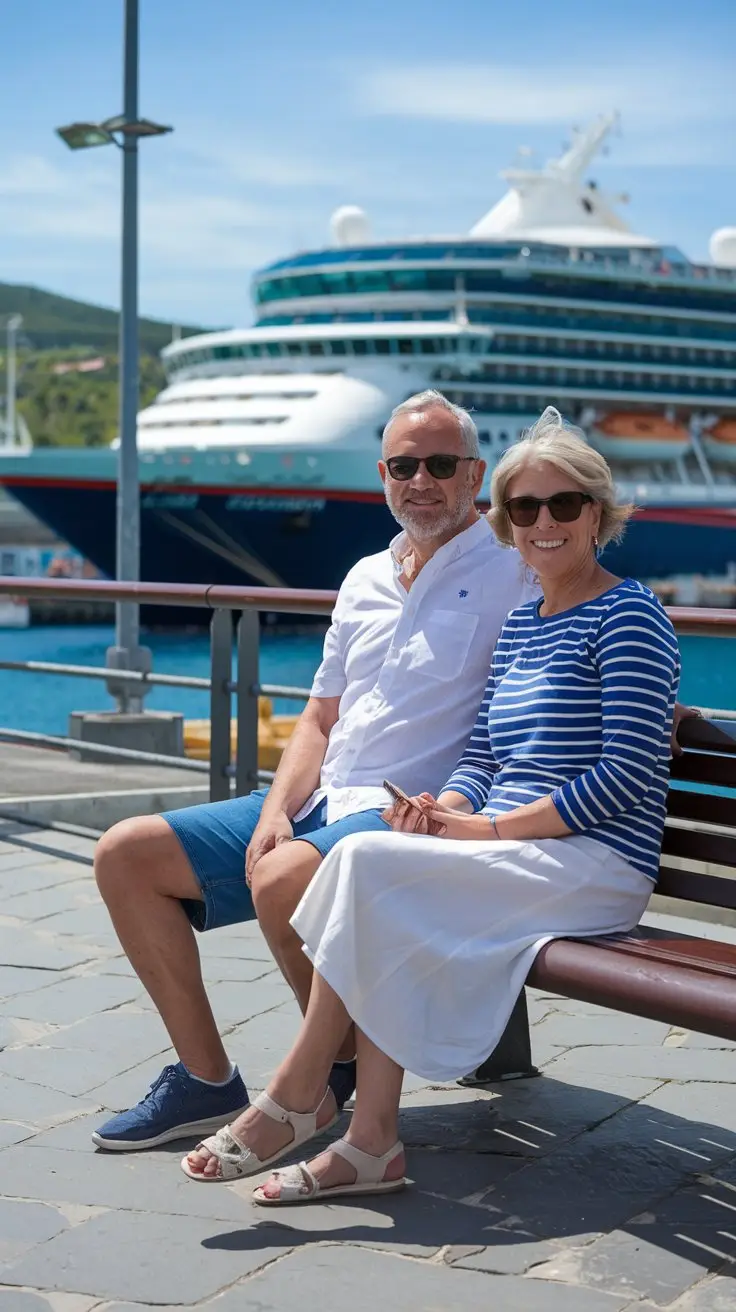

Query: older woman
[181,408,680,1201]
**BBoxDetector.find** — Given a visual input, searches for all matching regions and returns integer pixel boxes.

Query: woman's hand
[428,809,500,841]
[383,792,447,836]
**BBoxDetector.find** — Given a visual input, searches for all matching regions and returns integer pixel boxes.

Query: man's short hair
[382,390,480,459]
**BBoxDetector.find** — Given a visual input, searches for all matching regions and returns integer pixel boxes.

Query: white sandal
[252,1136,407,1205]
[180,1088,338,1183]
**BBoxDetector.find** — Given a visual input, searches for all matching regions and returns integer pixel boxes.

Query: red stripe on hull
[1,475,735,528]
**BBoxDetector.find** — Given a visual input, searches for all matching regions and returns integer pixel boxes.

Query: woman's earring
[593,535,601,558]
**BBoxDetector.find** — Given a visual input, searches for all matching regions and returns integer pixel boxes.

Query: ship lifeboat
[703,419,736,466]
[588,413,692,462]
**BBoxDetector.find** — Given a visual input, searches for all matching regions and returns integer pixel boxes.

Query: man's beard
[385,482,477,541]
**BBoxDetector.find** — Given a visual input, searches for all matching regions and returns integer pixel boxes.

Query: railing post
[209,607,232,803]
[236,609,260,797]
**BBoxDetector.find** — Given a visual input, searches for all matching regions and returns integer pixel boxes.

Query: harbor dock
[0,815,734,1309]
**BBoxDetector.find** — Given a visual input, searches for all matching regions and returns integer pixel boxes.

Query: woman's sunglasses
[504,491,593,527]
[386,455,476,481]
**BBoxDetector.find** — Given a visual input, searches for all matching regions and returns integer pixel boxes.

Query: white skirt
[291,830,653,1083]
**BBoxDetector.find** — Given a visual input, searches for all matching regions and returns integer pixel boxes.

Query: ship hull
[2,477,735,621]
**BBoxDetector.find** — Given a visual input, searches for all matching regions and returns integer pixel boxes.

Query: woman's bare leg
[258,1022,406,1198]
[186,960,352,1176]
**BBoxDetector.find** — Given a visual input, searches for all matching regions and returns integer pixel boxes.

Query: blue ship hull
[4,479,736,622]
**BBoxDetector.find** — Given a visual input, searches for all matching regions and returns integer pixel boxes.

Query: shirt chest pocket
[405,608,480,682]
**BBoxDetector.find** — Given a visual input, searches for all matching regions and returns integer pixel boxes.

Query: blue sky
[1,0,734,329]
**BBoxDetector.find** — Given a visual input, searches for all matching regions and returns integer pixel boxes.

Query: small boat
[184,697,298,772]
[703,419,736,465]
[588,413,692,462]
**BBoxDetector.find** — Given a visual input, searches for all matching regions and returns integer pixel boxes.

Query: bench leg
[457,989,540,1086]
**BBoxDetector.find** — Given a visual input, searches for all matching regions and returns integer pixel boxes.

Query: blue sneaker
[91,1063,250,1151]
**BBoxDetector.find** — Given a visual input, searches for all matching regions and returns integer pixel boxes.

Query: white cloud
[355,61,731,130]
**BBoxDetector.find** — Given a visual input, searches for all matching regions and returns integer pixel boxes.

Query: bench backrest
[659,716,736,910]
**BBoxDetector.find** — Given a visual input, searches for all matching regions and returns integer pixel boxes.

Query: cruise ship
[1,113,735,599]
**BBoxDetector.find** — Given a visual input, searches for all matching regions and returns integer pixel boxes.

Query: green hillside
[1,282,214,447]
[0,281,206,353]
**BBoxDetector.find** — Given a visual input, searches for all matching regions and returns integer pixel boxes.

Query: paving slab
[0,822,735,1311]
[85,1245,634,1312]
[0,1070,100,1128]
[0,973,142,1025]
[1,1209,296,1304]
[0,1292,99,1312]
[0,1198,71,1263]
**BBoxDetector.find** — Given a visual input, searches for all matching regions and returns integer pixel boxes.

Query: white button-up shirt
[296,518,539,823]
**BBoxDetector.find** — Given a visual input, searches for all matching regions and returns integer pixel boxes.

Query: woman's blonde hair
[489,407,634,548]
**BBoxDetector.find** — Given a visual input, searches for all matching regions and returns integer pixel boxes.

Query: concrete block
[1,785,209,832]
[68,711,185,764]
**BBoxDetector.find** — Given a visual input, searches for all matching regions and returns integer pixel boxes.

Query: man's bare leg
[94,815,230,1081]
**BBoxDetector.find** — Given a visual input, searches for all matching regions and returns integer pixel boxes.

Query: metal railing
[0,576,735,804]
[0,577,335,802]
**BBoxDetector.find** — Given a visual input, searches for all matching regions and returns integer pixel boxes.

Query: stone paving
[0,815,734,1311]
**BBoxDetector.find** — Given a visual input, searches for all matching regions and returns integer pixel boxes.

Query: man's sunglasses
[504,491,593,527]
[386,454,476,481]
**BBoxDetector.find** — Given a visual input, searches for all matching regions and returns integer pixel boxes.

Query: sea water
[0,624,733,736]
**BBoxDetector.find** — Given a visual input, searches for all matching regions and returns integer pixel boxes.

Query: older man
[91,390,539,1150]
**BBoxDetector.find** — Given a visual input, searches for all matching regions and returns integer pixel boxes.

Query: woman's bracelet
[486,815,500,840]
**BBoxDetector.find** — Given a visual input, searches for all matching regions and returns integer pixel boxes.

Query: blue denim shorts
[162,788,389,932]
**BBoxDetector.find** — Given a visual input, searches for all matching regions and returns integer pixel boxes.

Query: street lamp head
[103,115,173,138]
[56,122,115,150]
[56,118,173,150]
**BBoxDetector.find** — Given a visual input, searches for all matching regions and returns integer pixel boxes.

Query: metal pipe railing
[0,576,336,615]
[0,574,734,805]
[0,658,312,701]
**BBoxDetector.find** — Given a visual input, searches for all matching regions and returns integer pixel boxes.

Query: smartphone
[383,778,415,806]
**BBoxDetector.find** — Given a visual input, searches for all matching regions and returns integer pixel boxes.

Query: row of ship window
[167,336,736,391]
[470,366,736,393]
[169,334,736,373]
[253,268,736,315]
[256,308,736,344]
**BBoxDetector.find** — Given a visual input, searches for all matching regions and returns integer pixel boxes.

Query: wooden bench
[467,714,736,1084]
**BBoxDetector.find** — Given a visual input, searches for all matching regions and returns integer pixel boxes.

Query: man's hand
[245,809,293,887]
[671,702,702,757]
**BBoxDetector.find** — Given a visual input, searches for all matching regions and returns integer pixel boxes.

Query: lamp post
[4,315,22,447]
[56,0,172,714]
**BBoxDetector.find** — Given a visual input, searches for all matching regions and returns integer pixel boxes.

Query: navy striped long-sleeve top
[443,579,681,880]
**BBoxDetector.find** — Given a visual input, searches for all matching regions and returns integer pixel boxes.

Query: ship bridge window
[330,339,347,355]
[353,271,392,294]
